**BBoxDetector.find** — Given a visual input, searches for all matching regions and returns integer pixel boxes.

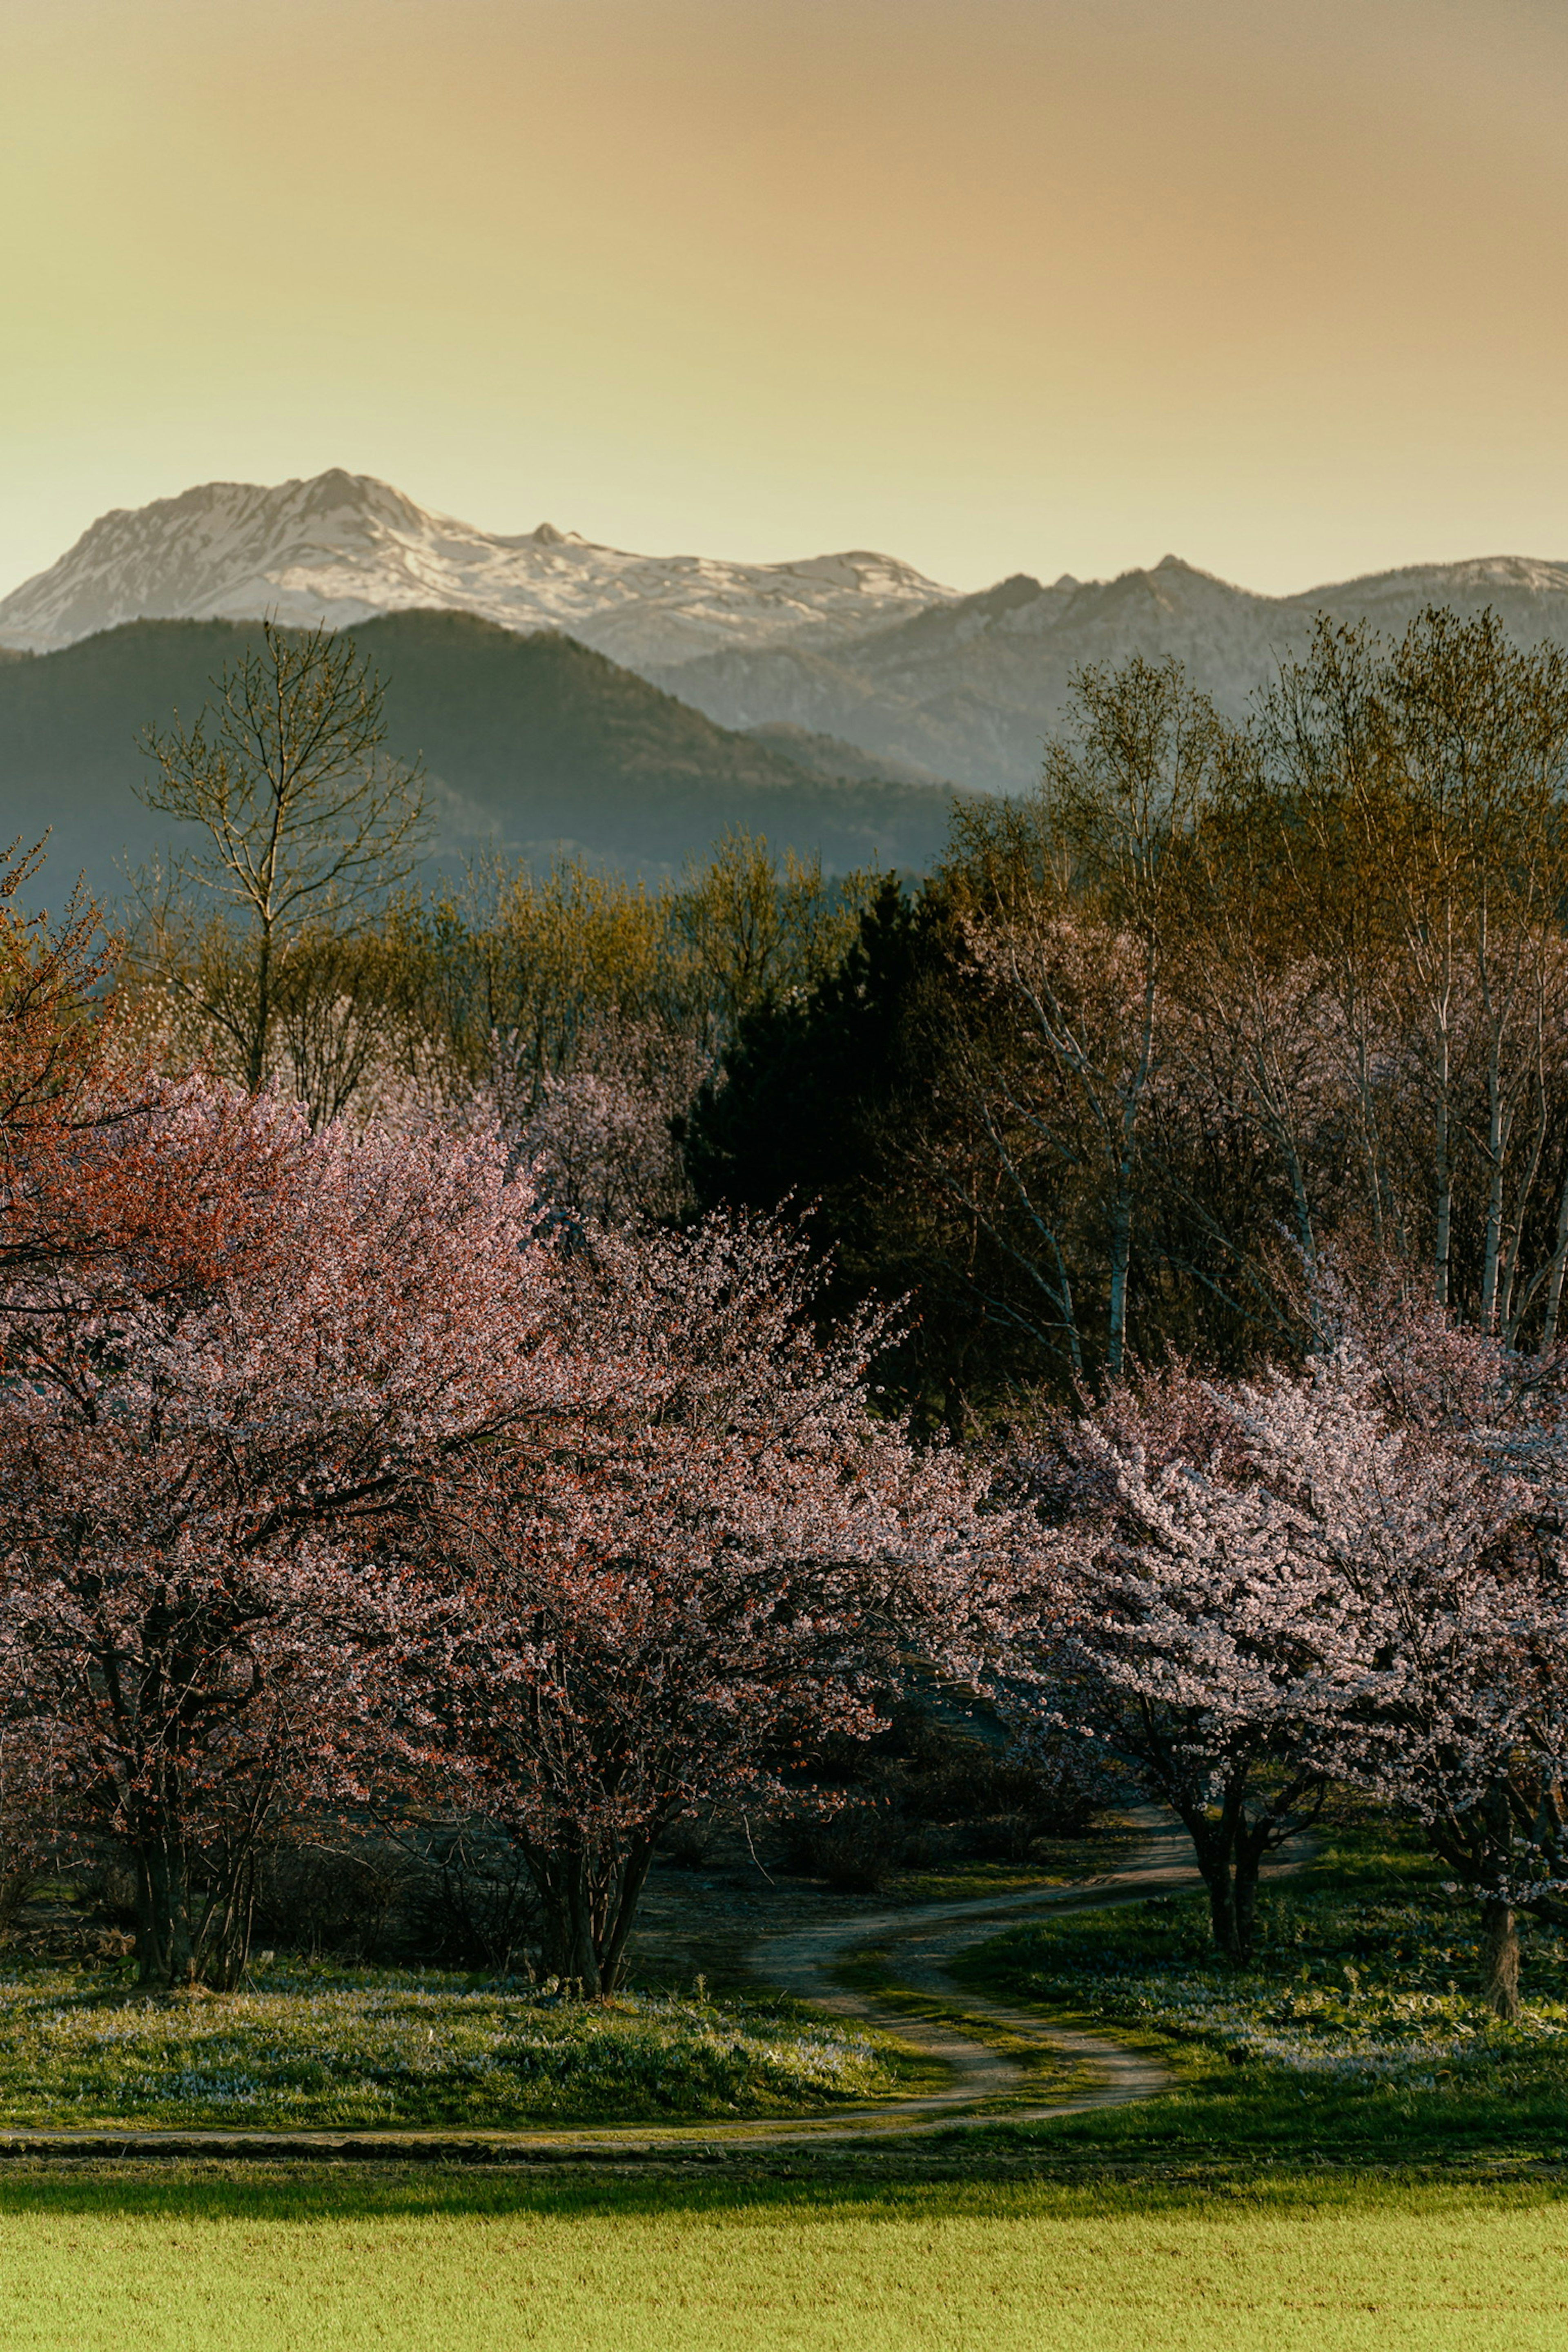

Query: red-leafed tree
[0,839,114,1144]
[0,1076,552,1986]
[421,1218,1031,1994]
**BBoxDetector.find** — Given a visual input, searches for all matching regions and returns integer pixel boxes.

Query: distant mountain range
[648,553,1568,794]
[7,473,1568,877]
[0,471,951,670]
[0,613,958,906]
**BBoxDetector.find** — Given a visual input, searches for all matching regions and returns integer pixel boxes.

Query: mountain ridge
[10,471,1568,798]
[0,470,956,669]
[0,611,958,903]
[650,551,1568,793]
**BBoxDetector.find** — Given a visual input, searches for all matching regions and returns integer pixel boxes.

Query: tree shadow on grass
[0,2141,1565,2230]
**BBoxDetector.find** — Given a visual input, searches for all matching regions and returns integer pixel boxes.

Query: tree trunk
[197,1852,259,1992]
[531,1833,657,1997]
[1434,1088,1453,1308]
[133,1833,198,1988]
[245,921,274,1094]
[596,1837,654,1994]
[1202,1866,1244,1962]
[1107,961,1159,1381]
[1481,1898,1521,2021]
[1195,1849,1264,1964]
[1180,1803,1249,1964]
[1540,1169,1568,1351]
[1479,1036,1507,1331]
[537,1854,604,1994]
[1232,1853,1262,1965]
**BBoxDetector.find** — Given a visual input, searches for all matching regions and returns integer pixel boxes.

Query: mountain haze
[9,472,1568,814]
[651,553,1568,794]
[0,613,958,904]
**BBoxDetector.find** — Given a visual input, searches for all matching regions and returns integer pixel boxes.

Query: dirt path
[0,1815,1210,2164]
[744,1807,1201,2137]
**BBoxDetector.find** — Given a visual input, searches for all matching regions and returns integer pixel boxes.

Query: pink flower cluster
[0,1075,1031,1991]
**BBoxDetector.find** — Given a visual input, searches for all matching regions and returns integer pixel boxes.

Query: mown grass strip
[0,2169,1564,2351]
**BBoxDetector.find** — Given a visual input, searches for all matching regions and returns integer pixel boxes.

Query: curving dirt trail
[743,1806,1202,2139]
[0,1814,1214,2163]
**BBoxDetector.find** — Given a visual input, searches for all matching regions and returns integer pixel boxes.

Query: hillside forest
[5,601,1568,2026]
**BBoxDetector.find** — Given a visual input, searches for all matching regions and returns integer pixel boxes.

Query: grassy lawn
[0,1965,927,2130]
[949,1818,1568,2169]
[0,2169,1564,2350]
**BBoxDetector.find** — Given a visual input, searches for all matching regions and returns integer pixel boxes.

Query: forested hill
[0,610,958,904]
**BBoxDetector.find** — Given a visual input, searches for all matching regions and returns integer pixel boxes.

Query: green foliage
[123,831,876,1130]
[691,608,1568,1412]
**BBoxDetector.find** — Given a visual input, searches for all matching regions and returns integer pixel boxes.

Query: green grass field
[5,1817,1567,2348]
[949,1818,1568,2169]
[0,1966,921,2128]
[0,2169,1564,2351]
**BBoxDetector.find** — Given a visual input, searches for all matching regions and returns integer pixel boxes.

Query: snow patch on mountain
[0,470,959,663]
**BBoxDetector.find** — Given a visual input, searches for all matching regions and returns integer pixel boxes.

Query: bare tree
[136,623,429,1090]
[944,658,1227,1378]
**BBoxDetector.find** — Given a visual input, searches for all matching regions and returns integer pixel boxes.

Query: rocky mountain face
[650,554,1568,794]
[0,471,955,669]
[7,473,1568,798]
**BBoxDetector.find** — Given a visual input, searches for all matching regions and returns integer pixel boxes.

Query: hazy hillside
[12,470,1568,816]
[653,554,1568,794]
[0,611,958,907]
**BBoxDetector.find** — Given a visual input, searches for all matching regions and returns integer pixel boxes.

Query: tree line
[694,607,1568,1426]
[0,604,1566,2019]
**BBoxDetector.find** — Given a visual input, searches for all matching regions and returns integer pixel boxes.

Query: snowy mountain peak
[0,470,960,665]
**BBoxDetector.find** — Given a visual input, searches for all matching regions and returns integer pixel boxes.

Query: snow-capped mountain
[11,471,1568,801]
[0,470,958,665]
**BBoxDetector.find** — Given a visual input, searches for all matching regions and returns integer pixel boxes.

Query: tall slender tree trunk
[1107,961,1159,1380]
[1540,1170,1568,1351]
[1434,1068,1453,1308]
[245,921,275,1094]
[1480,1028,1508,1331]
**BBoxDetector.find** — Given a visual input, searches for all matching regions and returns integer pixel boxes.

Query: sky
[4,0,1568,600]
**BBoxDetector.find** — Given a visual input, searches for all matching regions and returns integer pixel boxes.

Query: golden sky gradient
[5,0,1568,596]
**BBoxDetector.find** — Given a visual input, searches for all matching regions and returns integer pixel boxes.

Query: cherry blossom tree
[0,1076,553,1986]
[1007,1368,1352,1961]
[494,1009,708,1227]
[1009,1316,1568,2004]
[1265,1307,1568,2018]
[419,1217,1030,1993]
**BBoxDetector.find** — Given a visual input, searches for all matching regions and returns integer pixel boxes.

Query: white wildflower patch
[0,1963,900,2129]
[971,1883,1568,2092]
